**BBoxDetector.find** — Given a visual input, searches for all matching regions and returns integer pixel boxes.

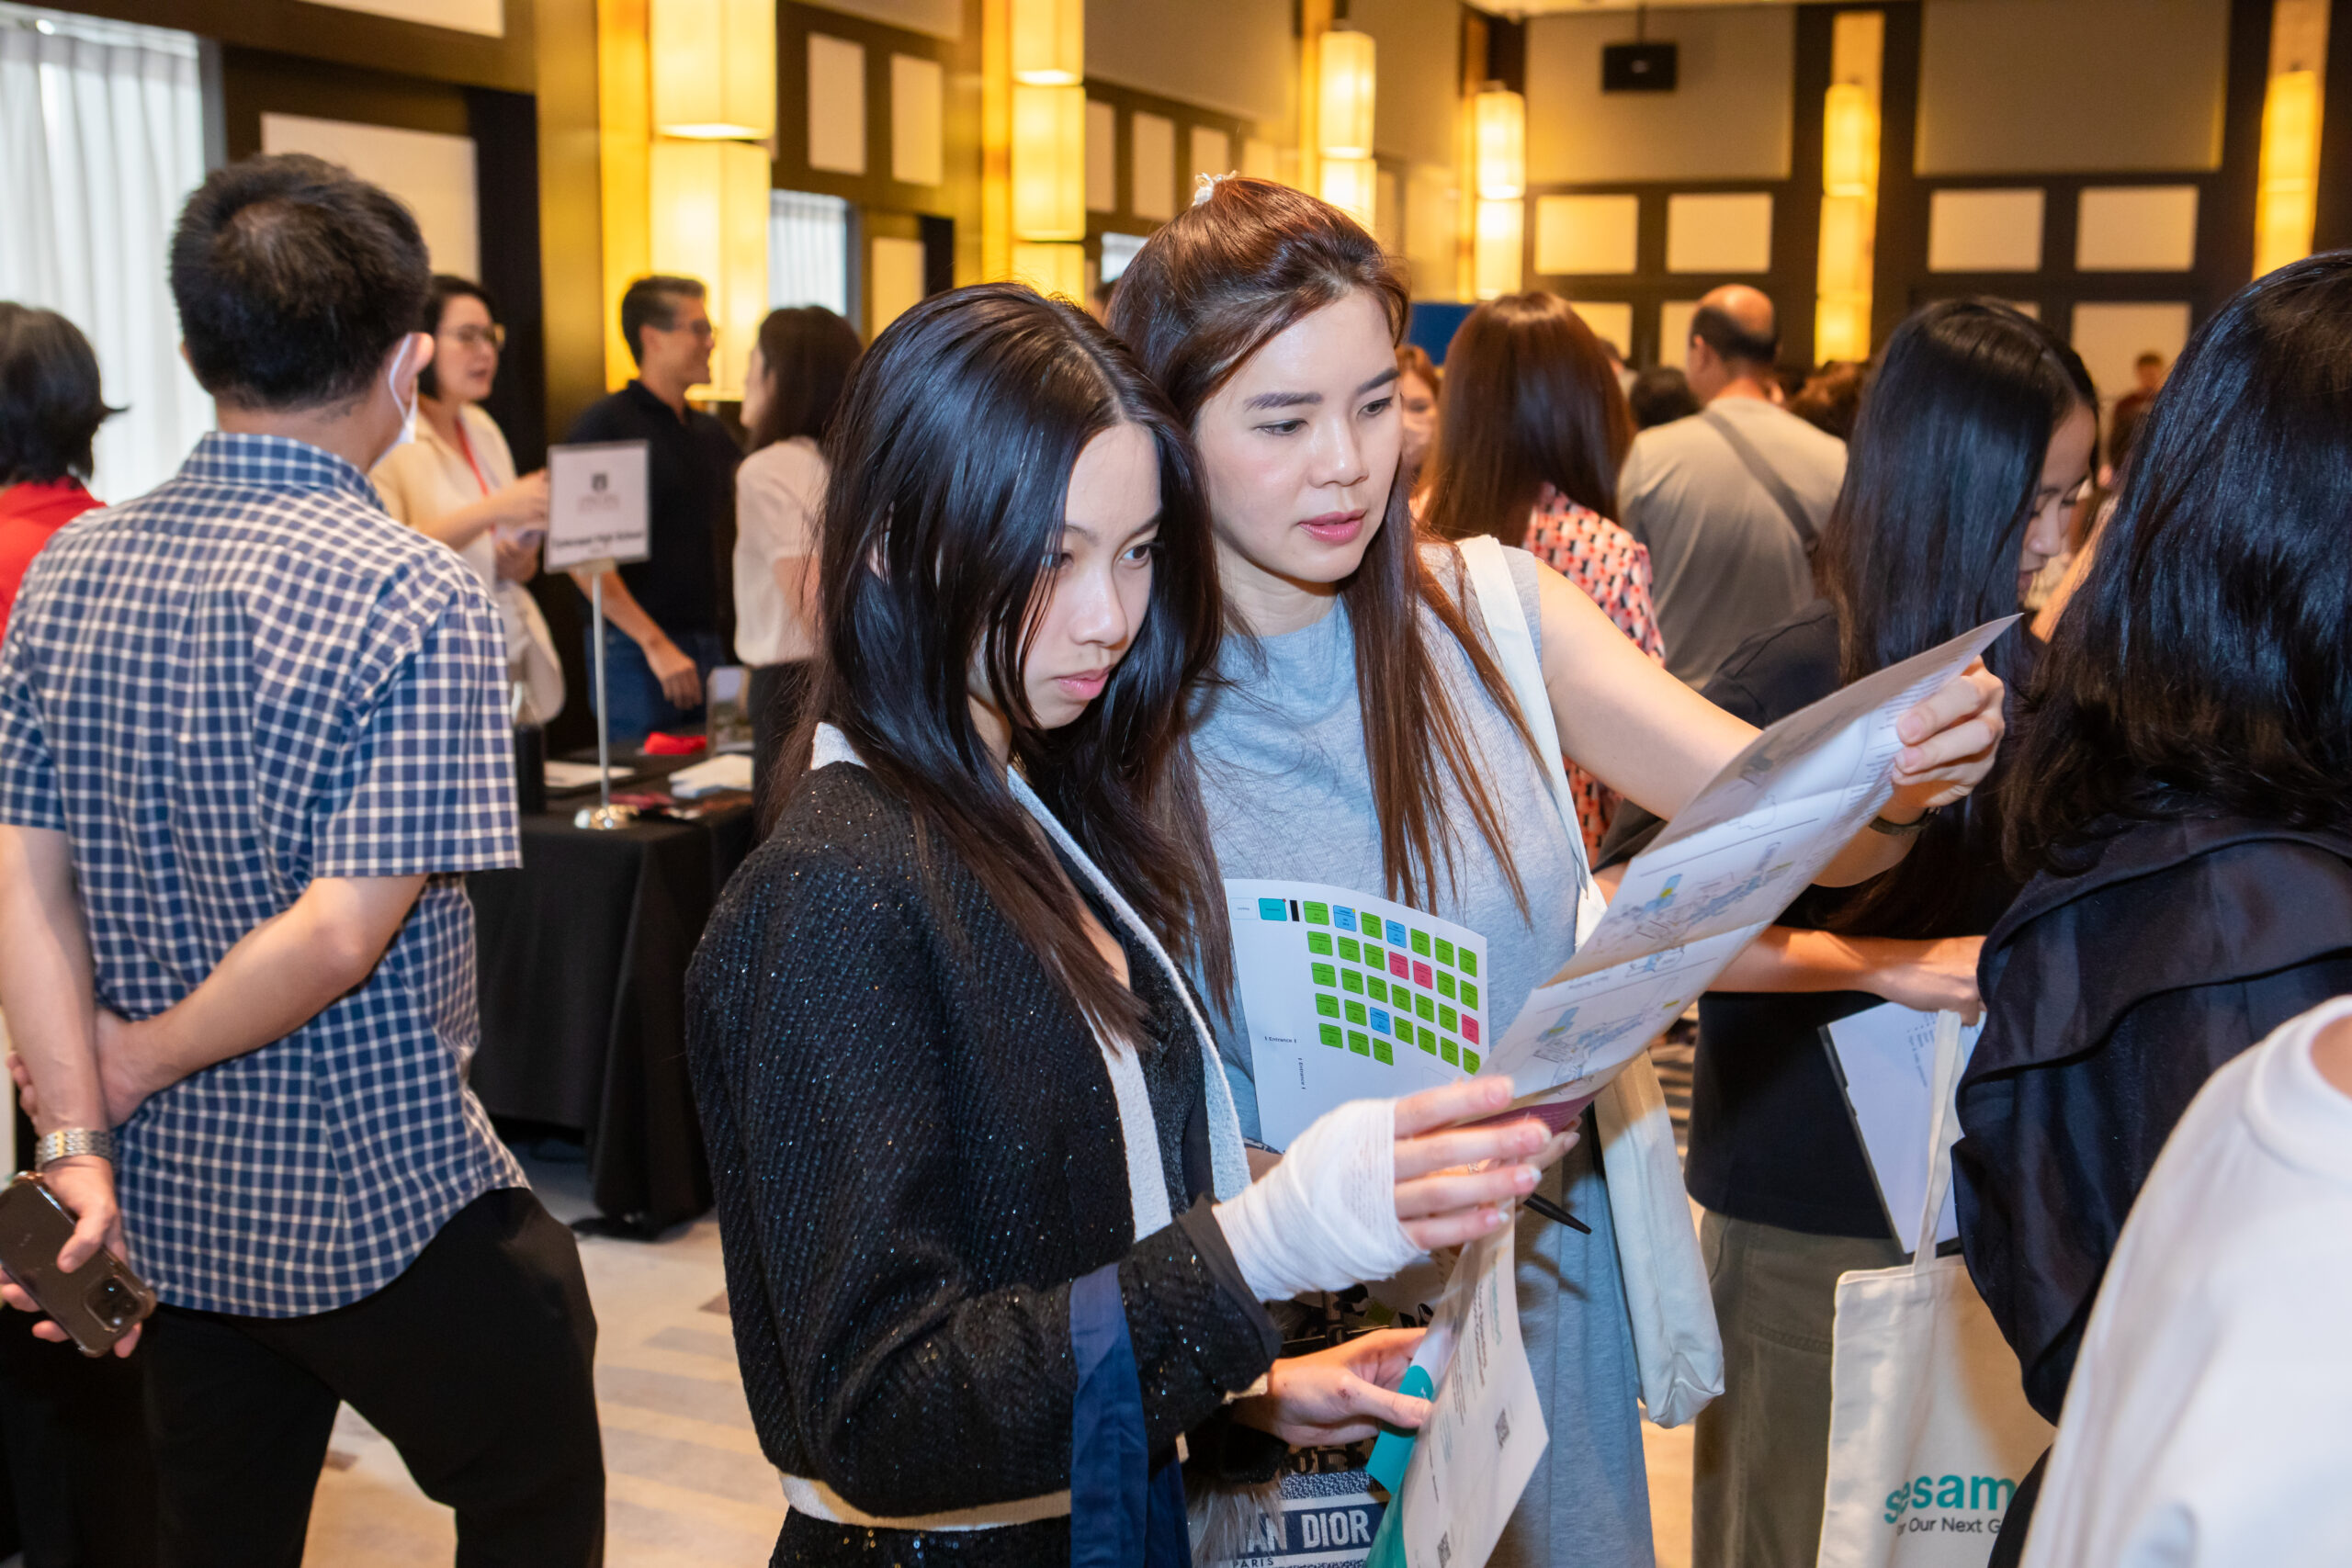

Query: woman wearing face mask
[686,283,1567,1566]
[1110,178,2008,1568]
[371,275,564,721]
[1394,343,1439,495]
[1599,299,2095,1567]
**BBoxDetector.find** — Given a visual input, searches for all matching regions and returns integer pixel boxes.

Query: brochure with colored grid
[1226,879,1489,1152]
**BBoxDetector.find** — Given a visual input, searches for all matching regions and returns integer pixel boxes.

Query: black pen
[1525,1192,1591,1234]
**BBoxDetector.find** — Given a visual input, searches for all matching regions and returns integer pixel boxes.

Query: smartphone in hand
[0,1173,155,1357]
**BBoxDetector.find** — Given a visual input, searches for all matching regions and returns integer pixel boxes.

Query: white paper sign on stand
[544,440,651,570]
[543,441,650,828]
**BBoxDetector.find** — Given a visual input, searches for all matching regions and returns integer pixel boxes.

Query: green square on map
[1344,999,1367,1025]
[1373,1039,1394,1064]
[1415,993,1435,1021]
[1441,1040,1459,1065]
[1368,976,1388,1003]
[1320,1023,1343,1048]
[1417,1031,1437,1055]
[1340,968,1363,995]
[1436,973,1456,1000]
[1315,993,1340,1019]
[1462,1049,1480,1073]
[1459,950,1478,977]
[1304,902,1329,925]
[1311,962,1336,987]
[1348,1031,1371,1056]
[1363,944,1384,969]
[1439,1004,1457,1031]
[1338,937,1362,963]
[1307,931,1332,956]
[1435,938,1455,966]
[1410,929,1431,957]
[1461,980,1479,1009]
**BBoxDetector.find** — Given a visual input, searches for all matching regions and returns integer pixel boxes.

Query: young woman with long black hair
[686,283,1568,1566]
[1957,252,2352,1563]
[1600,299,2096,1565]
[1111,178,2009,1568]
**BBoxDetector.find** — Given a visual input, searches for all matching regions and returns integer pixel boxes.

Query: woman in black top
[1600,299,2096,1567]
[1961,253,2352,1563]
[686,284,1562,1566]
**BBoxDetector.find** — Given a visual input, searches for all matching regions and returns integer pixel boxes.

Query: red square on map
[1412,961,1433,987]
[1389,953,1408,977]
[1463,1018,1480,1044]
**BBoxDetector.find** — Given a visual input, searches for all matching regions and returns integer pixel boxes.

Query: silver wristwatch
[34,1128,116,1168]
[1864,807,1938,839]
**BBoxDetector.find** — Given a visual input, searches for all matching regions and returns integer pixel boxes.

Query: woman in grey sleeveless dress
[1109,179,2011,1567]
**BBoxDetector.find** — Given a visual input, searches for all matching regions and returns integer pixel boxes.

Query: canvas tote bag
[1816,1011,2053,1567]
[1453,533,1723,1429]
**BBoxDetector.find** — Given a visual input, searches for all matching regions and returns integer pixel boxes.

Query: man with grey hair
[1618,284,1847,685]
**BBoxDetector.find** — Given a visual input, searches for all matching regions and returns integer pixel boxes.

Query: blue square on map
[1370,1009,1391,1034]
[1335,907,1357,932]
[1258,898,1286,922]
[1385,919,1408,945]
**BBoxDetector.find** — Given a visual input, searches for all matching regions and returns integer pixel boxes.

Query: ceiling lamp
[1319,155,1377,235]
[2256,68,2323,276]
[1473,85,1525,201]
[650,137,770,397]
[1317,27,1376,162]
[1011,0,1084,86]
[1012,83,1086,242]
[1474,196,1522,300]
[650,0,776,141]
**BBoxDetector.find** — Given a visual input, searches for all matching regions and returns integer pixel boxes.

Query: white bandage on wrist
[1213,1098,1425,1303]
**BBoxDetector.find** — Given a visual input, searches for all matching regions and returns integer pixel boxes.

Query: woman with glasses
[372,274,565,721]
[1600,299,2095,1567]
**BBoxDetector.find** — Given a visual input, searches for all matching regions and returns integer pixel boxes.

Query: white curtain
[0,5,211,502]
[770,189,852,321]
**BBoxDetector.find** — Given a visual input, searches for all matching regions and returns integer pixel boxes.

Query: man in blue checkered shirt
[0,155,603,1563]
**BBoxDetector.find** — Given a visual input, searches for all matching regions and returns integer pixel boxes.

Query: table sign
[545,441,650,829]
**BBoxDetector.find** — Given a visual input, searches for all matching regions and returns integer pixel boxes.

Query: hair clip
[1192,172,1238,209]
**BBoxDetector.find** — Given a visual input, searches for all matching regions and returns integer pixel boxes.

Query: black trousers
[141,1188,603,1568]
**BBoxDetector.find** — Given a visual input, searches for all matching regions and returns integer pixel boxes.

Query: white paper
[1824,1003,1980,1253]
[541,761,635,790]
[544,440,650,570]
[1227,880,1492,1152]
[1482,618,2016,1103]
[667,754,756,798]
[1395,1222,1547,1568]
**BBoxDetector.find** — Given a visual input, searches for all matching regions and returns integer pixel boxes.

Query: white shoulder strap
[1450,536,1608,944]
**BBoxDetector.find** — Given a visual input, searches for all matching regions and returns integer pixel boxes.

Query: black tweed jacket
[685,762,1280,1564]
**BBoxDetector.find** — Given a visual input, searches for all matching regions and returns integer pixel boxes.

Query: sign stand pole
[579,558,635,831]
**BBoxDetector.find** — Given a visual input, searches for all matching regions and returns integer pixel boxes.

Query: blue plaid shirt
[0,433,526,1316]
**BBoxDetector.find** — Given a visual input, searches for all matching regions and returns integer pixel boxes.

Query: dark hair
[1690,302,1777,367]
[788,282,1231,1030]
[1789,360,1867,442]
[1110,176,1544,915]
[2007,252,2352,875]
[416,275,499,402]
[170,153,429,411]
[747,306,862,451]
[1423,292,1634,547]
[1810,299,2094,931]
[0,304,119,487]
[620,276,705,366]
[1627,366,1701,429]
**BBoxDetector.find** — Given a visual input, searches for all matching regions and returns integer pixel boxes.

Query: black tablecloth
[469,758,756,1234]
